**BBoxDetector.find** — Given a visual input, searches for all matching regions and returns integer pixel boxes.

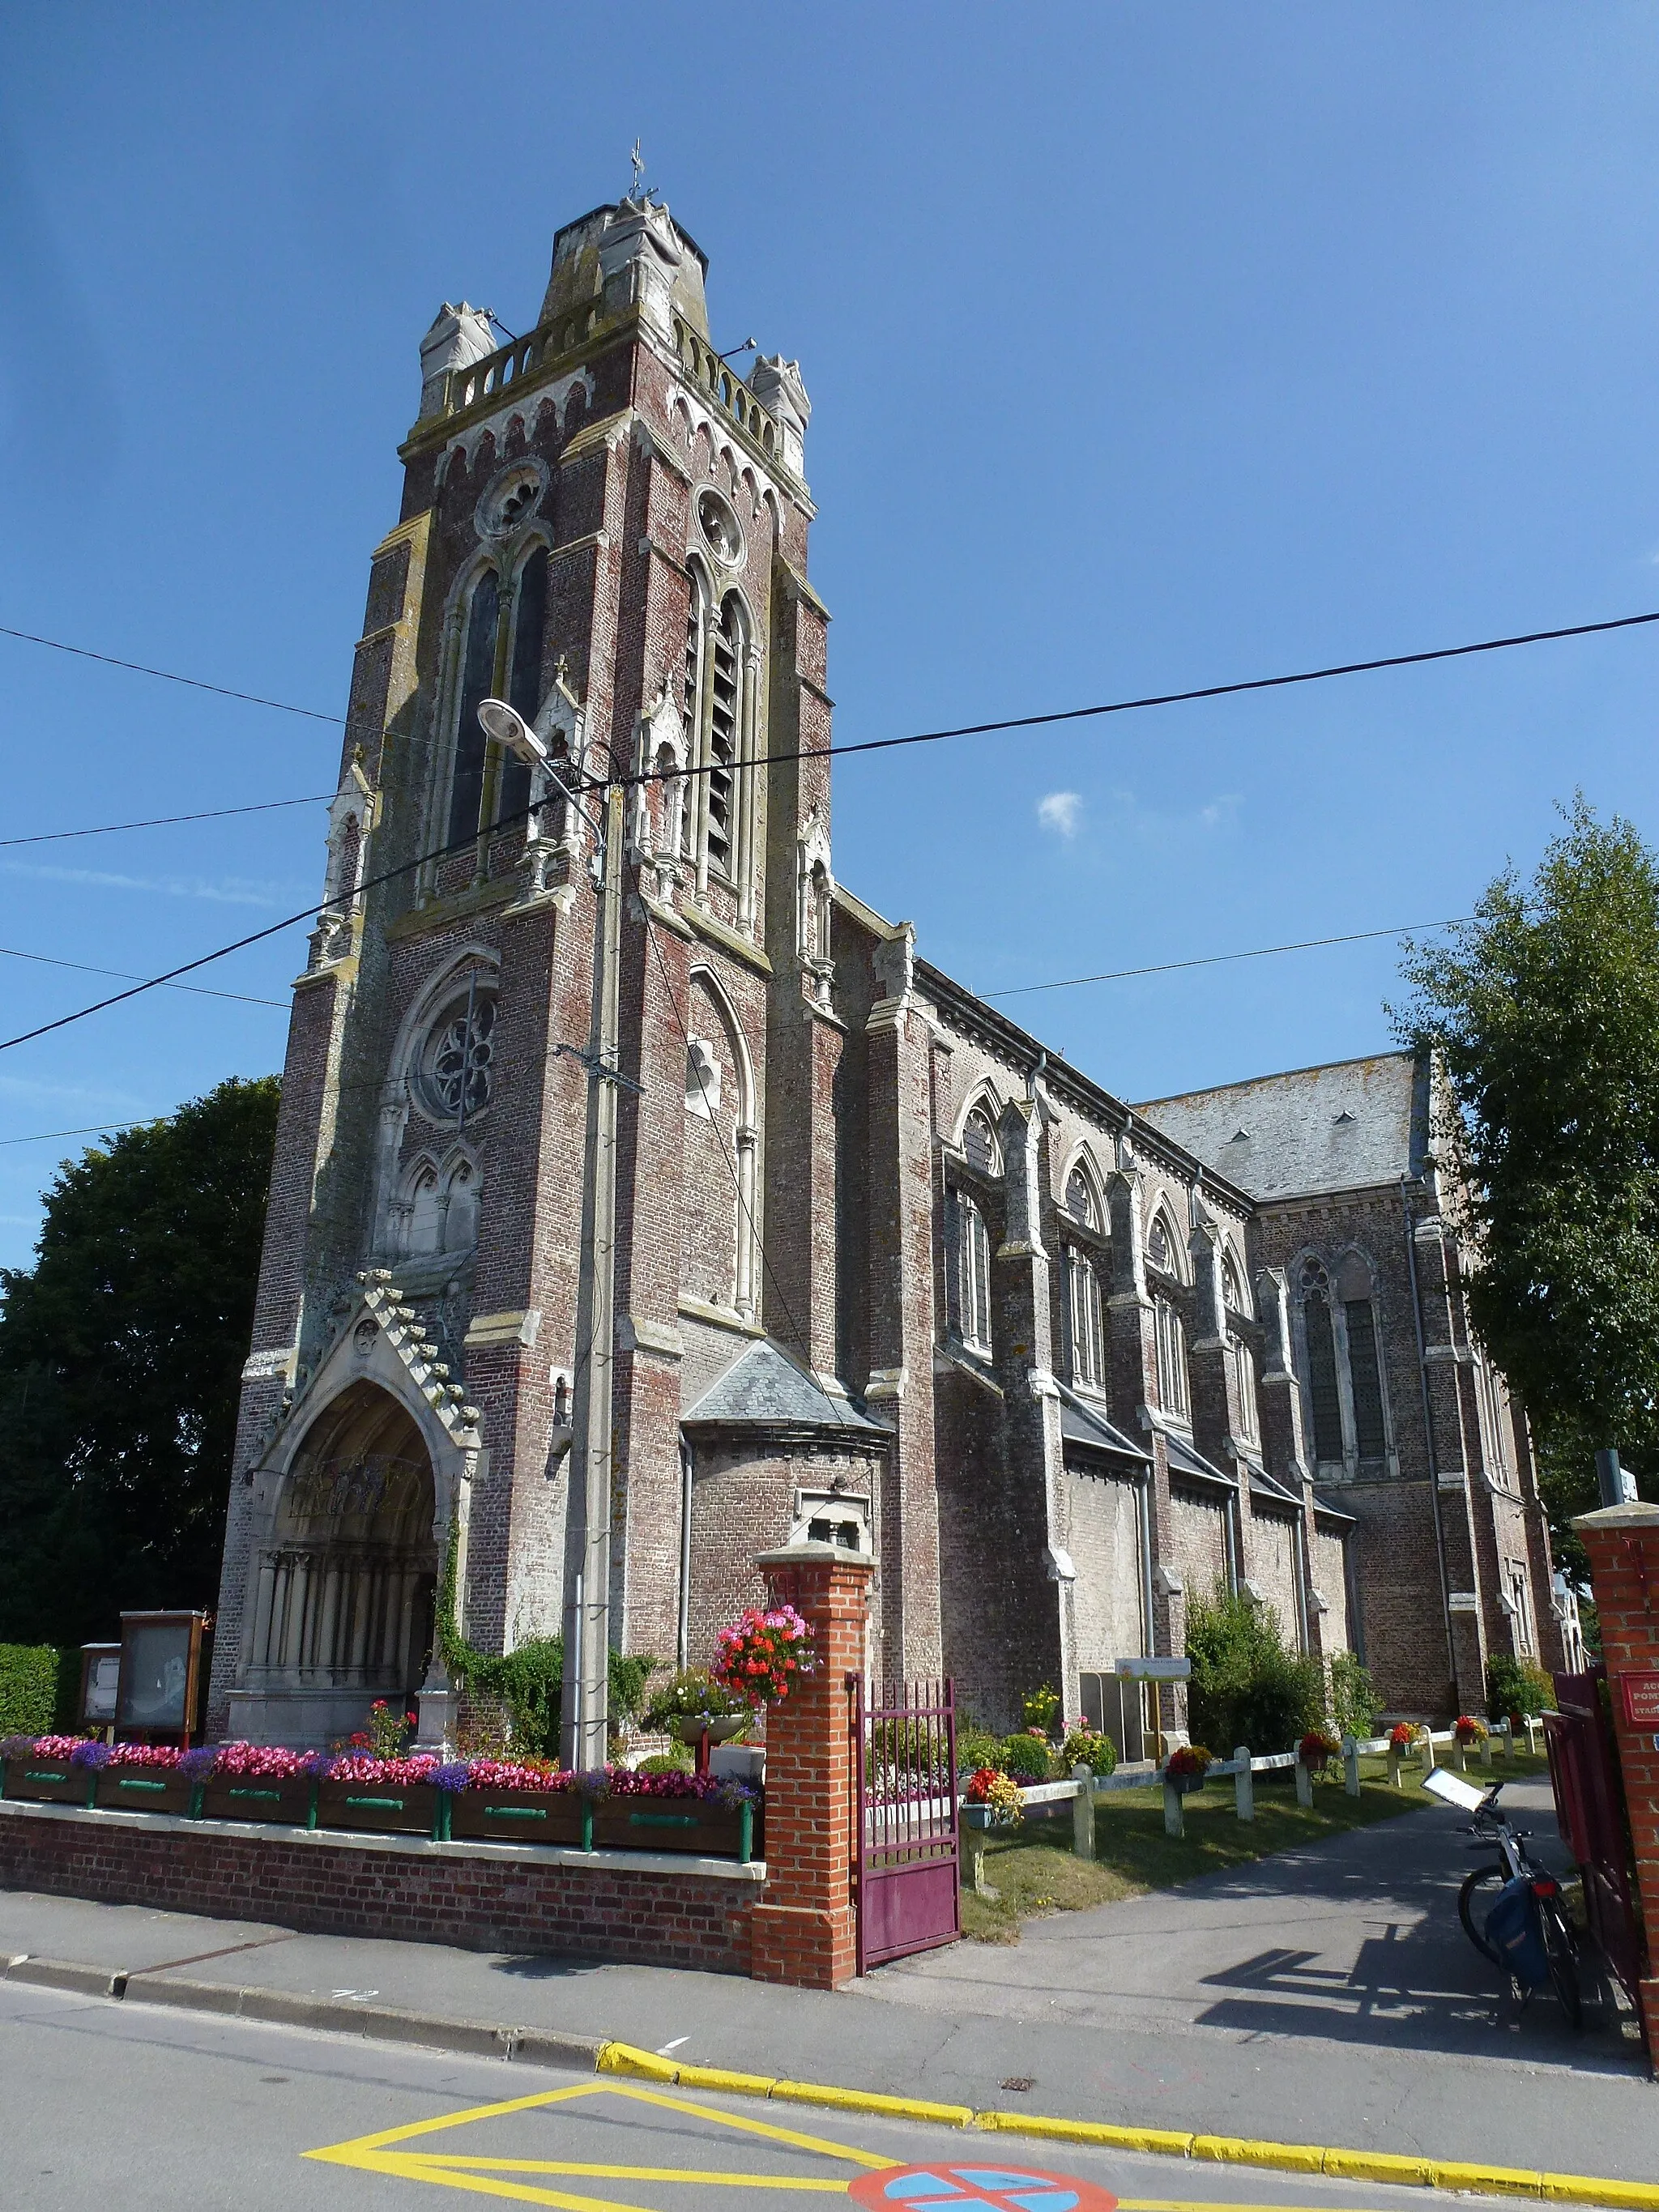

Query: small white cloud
[1037,791,1084,838]
[0,860,298,908]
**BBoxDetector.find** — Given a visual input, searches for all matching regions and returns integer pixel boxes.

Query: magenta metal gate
[851,1675,960,1974]
[1545,1665,1648,2008]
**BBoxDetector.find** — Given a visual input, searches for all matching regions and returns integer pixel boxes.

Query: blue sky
[3,7,1659,1268]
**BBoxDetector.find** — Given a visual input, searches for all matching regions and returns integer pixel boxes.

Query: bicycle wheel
[1459,1864,1507,1965]
[1538,1897,1583,2030]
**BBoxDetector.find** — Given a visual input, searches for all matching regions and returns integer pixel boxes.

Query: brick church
[207,195,1563,1750]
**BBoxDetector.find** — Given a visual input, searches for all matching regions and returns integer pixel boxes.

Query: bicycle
[1452,1776,1582,2028]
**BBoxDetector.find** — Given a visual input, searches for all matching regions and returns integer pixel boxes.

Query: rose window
[420,993,497,1122]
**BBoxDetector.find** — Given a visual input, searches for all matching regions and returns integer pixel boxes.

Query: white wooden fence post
[1234,1747,1254,1822]
[1294,1747,1313,1808]
[1480,1728,1492,1771]
[1163,1779,1184,1839]
[1071,1762,1095,1861]
[1342,1734,1361,1796]
[1422,1729,1438,1777]
[960,1813,991,1897]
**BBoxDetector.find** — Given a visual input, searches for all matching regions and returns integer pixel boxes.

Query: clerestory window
[1154,1296,1188,1420]
[956,1192,993,1354]
[1068,1247,1106,1389]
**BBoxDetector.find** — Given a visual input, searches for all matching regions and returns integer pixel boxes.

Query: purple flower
[69,1740,113,1770]
[433,1762,471,1794]
[179,1746,220,1783]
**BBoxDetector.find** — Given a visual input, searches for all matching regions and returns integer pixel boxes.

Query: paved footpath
[1,1777,1653,2194]
[0,1975,1630,2212]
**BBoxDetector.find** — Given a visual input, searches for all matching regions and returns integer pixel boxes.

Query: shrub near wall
[0,1647,75,1738]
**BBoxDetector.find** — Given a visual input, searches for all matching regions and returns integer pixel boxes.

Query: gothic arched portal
[245,1381,438,1706]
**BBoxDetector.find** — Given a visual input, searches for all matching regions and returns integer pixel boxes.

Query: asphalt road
[0,1977,1569,2212]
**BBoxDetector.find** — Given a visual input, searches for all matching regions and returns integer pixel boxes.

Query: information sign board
[1619,1670,1659,1728]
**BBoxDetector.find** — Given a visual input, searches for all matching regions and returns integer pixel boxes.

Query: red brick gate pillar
[748,1541,872,1990]
[1573,1499,1659,2056]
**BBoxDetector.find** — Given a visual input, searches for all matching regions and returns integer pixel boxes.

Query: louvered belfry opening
[707,601,740,875]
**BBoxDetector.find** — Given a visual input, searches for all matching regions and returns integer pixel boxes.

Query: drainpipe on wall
[676,1435,694,1671]
[1401,1174,1457,1687]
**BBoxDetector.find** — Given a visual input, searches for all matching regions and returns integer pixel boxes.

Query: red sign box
[1620,1671,1659,1728]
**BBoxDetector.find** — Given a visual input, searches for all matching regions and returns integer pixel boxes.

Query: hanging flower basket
[1165,1745,1213,1796]
[1299,1730,1341,1774]
[711,1605,816,1709]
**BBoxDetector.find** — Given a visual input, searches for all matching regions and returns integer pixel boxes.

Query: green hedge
[0,1644,78,1737]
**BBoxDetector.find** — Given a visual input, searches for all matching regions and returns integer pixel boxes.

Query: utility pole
[561,774,625,1770]
[476,696,625,1771]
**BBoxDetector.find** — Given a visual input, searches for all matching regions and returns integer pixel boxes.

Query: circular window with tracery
[416,989,497,1123]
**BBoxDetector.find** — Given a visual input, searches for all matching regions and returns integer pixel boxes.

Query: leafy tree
[1394,799,1659,1573]
[1186,1585,1324,1753]
[0,1076,280,1647]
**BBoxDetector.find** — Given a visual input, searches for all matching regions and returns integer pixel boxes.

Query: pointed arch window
[448,568,501,843]
[1301,1261,1346,1463]
[1068,1247,1106,1389]
[956,1191,993,1354]
[1154,1295,1188,1418]
[498,544,548,828]
[962,1105,1001,1178]
[1299,1254,1390,1466]
[1065,1165,1098,1230]
[446,551,551,845]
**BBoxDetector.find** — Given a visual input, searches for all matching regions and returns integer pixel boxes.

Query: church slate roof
[1136,1051,1428,1204]
[1164,1428,1237,1492]
[680,1337,885,1434]
[1058,1386,1152,1467]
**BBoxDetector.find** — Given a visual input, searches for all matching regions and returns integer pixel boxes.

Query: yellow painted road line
[337,2149,659,2212]
[592,2044,1659,2211]
[305,2079,603,2164]
[399,2154,848,2188]
[594,2080,893,2167]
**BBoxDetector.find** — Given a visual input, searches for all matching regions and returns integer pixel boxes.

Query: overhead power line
[0,944,288,1008]
[983,917,1474,999]
[7,603,1659,837]
[0,795,334,850]
[0,624,341,722]
[3,599,1657,1053]
[0,1119,152,1149]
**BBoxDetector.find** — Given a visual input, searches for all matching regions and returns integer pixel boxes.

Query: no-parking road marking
[306,2082,1462,2212]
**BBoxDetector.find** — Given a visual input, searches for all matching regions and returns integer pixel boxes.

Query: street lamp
[476,693,621,1771]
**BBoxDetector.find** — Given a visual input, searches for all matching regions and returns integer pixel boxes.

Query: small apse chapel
[208,195,1563,1749]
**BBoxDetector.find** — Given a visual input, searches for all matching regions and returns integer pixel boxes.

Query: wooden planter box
[200,1776,317,1827]
[2,1758,95,1808]
[446,1788,591,1848]
[591,1796,756,1861]
[314,1779,441,1839]
[95,1767,198,1817]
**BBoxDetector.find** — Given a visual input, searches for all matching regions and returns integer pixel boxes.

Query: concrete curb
[2,1953,601,2073]
[6,1955,1653,2208]
[595,2040,1659,2210]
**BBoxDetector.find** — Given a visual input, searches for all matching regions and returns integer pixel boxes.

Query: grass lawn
[962,1749,1553,1941]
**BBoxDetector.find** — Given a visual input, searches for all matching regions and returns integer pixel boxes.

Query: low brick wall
[0,1801,762,1975]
